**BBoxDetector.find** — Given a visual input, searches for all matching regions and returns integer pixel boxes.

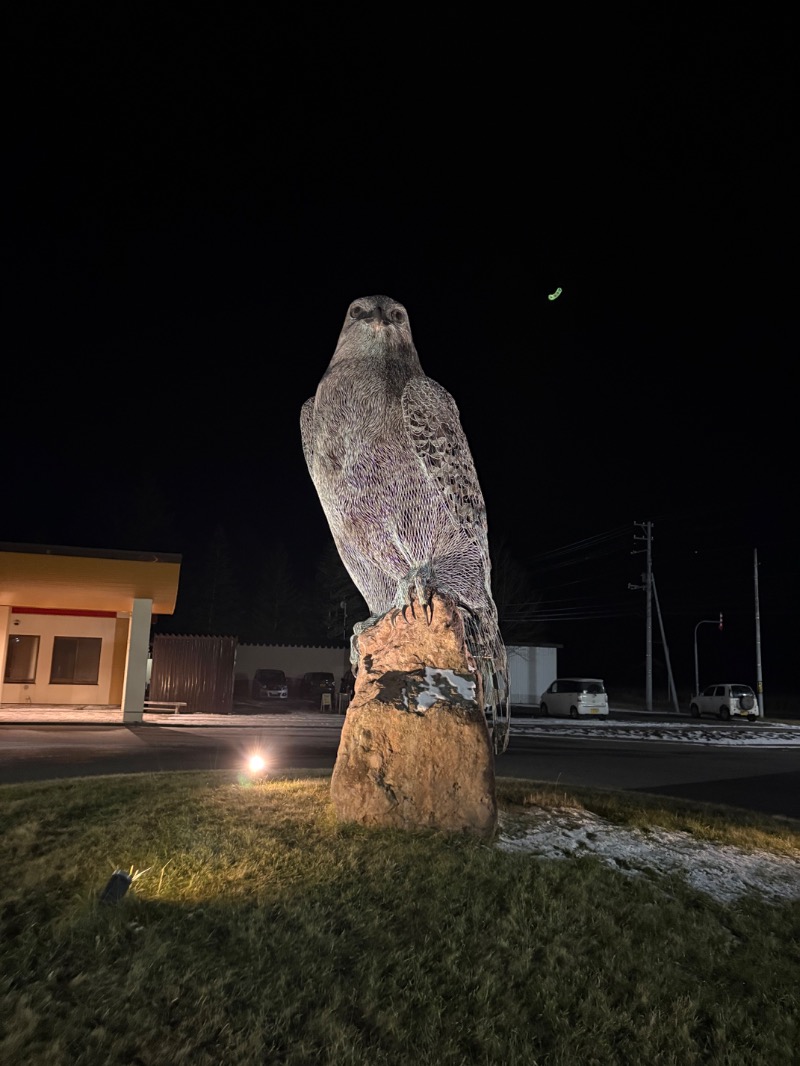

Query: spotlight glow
[248,754,266,773]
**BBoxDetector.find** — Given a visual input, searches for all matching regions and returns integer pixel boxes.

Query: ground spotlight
[236,748,270,786]
[248,753,266,774]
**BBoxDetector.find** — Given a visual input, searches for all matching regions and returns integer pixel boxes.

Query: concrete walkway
[0,704,342,726]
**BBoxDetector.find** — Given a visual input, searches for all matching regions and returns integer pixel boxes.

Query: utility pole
[630,521,653,710]
[754,549,764,718]
[651,573,679,713]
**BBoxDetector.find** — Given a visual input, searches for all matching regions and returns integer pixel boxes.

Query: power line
[524,525,632,566]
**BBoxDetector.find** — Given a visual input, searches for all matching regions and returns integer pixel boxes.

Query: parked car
[689,684,757,722]
[251,668,288,700]
[299,671,336,703]
[539,678,609,718]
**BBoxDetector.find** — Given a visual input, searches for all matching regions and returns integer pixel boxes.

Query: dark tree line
[18,466,545,648]
[158,524,544,648]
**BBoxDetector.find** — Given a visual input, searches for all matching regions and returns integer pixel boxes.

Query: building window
[50,637,102,685]
[4,634,41,683]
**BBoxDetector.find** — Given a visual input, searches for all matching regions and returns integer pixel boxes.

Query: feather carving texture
[301,295,509,752]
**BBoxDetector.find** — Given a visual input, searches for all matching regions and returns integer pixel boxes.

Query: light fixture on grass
[99,864,152,905]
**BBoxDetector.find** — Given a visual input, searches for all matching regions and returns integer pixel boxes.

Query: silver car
[689,684,758,721]
[539,678,609,718]
[252,669,288,700]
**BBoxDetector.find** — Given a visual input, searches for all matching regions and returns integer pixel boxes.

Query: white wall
[234,643,351,687]
[234,642,557,705]
[507,645,557,705]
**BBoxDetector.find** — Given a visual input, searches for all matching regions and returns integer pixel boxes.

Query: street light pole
[694,615,723,696]
[632,521,653,710]
[754,549,764,718]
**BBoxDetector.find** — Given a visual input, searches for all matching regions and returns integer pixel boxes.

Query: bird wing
[300,397,315,471]
[400,376,488,542]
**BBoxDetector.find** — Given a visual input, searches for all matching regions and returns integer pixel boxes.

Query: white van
[539,678,609,718]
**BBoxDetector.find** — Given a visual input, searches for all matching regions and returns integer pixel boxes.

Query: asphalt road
[2,719,799,821]
[501,734,800,820]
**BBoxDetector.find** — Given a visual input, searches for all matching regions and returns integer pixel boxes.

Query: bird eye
[350,304,363,318]
[391,309,405,323]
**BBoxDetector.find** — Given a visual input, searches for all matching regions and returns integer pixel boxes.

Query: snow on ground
[496,805,800,903]
[511,717,800,747]
[504,716,800,901]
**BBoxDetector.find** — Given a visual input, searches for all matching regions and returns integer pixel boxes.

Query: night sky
[5,11,795,697]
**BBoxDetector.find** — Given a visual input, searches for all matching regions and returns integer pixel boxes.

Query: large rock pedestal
[330,593,497,838]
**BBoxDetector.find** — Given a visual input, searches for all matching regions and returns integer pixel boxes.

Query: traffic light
[719,613,723,631]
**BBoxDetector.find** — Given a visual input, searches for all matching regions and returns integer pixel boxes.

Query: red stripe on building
[12,607,118,617]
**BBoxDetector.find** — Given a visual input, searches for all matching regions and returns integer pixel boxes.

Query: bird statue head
[332,295,421,368]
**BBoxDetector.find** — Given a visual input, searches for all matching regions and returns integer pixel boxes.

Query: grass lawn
[1,770,799,1065]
